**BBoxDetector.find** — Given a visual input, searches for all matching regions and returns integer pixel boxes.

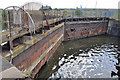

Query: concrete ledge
[0,55,25,78]
[65,20,108,24]
[1,67,25,78]
[107,19,120,36]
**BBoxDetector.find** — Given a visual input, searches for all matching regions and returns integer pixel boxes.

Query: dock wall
[12,21,109,78]
[107,19,120,36]
[2,20,111,78]
[12,23,64,78]
[64,21,108,41]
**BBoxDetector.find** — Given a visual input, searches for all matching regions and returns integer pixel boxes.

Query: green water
[36,35,120,79]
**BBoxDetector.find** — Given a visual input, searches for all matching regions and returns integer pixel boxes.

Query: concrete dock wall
[0,55,25,78]
[107,19,120,36]
[8,20,109,78]
[1,19,111,78]
[64,21,108,41]
[12,23,64,78]
[1,13,119,79]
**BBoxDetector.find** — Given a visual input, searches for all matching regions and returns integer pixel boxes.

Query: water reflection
[36,35,120,79]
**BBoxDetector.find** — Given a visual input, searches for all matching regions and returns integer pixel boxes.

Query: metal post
[40,11,41,28]
[58,11,59,24]
[54,10,55,26]
[20,9,22,27]
[57,10,58,22]
[29,20,33,44]
[8,11,13,63]
[52,10,54,27]
[43,11,50,30]
[48,10,49,20]
[27,13,29,26]
[22,6,24,29]
[42,6,45,33]
[13,7,15,27]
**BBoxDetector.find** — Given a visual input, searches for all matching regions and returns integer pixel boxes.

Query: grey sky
[0,0,120,9]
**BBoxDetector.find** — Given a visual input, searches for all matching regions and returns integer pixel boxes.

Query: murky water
[36,35,120,79]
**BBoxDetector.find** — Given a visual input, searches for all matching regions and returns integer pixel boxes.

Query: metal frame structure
[1,6,36,34]
[1,6,36,63]
[0,3,65,63]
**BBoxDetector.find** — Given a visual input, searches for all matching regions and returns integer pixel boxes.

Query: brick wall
[64,21,108,41]
[12,25,63,77]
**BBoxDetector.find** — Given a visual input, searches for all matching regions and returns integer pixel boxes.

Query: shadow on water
[35,35,120,79]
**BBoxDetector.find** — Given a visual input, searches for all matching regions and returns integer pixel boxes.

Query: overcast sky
[0,0,120,9]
